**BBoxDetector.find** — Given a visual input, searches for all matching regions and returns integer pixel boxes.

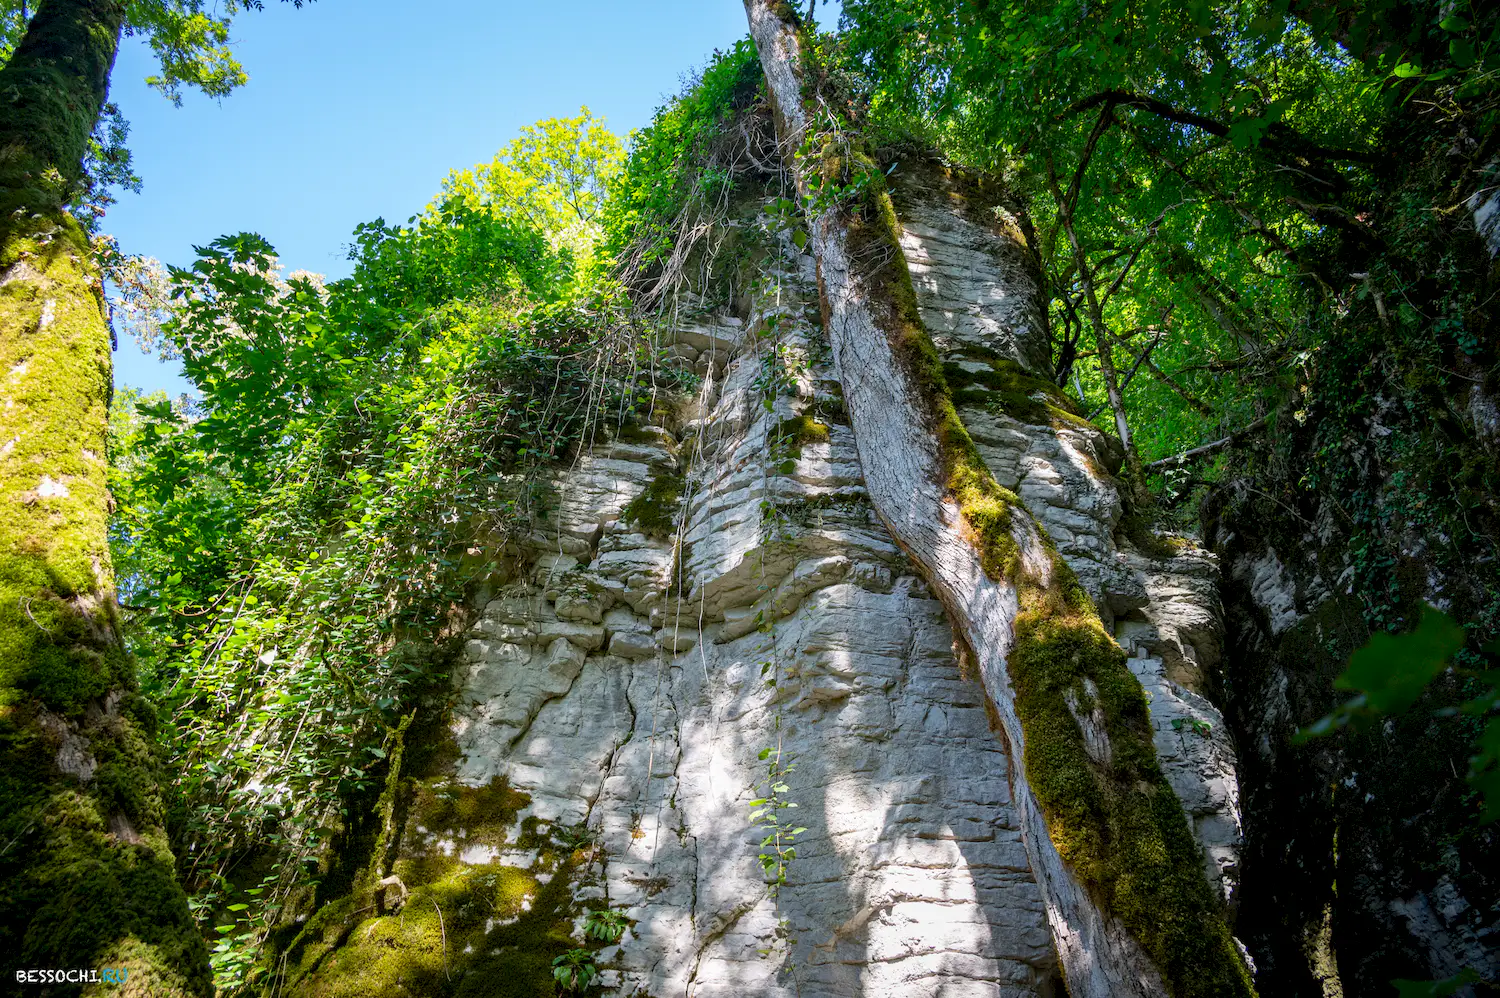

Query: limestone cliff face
[278,153,1248,996]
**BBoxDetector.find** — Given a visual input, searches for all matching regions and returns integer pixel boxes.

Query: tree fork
[0,1,210,992]
[742,3,1256,996]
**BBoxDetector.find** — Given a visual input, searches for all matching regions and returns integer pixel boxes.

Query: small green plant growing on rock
[750,736,806,895]
[552,948,598,991]
[583,907,629,943]
[1171,717,1212,738]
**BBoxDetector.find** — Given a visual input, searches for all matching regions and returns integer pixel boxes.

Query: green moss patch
[613,422,663,445]
[764,492,872,532]
[1118,509,1195,560]
[0,206,210,994]
[281,775,597,998]
[283,858,576,998]
[944,358,1095,432]
[1011,571,1254,998]
[0,698,212,998]
[619,472,684,536]
[0,217,125,711]
[771,414,830,457]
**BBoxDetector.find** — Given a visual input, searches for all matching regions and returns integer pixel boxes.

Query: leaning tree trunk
[743,5,1255,997]
[0,2,210,993]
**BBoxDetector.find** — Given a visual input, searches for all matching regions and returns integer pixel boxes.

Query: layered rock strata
[291,177,1246,996]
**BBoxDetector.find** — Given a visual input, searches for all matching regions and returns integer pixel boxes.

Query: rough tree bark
[0,1,210,992]
[742,4,1256,996]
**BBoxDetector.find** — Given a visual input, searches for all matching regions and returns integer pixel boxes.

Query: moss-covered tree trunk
[742,4,1255,996]
[0,2,210,993]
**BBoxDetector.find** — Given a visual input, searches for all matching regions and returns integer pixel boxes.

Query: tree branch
[1069,89,1379,165]
[1146,412,1274,469]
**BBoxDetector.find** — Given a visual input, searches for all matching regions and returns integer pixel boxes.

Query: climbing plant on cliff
[103,113,678,992]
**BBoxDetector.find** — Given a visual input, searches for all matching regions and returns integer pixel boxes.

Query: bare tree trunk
[0,2,210,992]
[743,4,1256,996]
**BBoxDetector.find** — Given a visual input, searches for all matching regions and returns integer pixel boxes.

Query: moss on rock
[771,413,830,457]
[619,472,685,536]
[1011,569,1255,998]
[944,358,1095,432]
[280,775,593,998]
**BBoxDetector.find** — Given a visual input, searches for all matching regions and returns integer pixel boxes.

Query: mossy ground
[837,154,1255,997]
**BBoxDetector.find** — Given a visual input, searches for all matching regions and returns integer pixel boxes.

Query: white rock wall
[429,184,1245,995]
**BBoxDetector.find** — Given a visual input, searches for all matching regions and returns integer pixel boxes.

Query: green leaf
[1392,62,1424,78]
[1336,606,1464,714]
[1392,969,1481,997]
[1438,15,1469,32]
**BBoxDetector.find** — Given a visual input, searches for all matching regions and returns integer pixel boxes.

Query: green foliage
[550,948,597,992]
[749,738,806,896]
[1296,607,1500,825]
[107,147,659,991]
[1339,607,1465,714]
[1393,967,1485,997]
[442,107,624,264]
[600,38,763,280]
[581,907,628,943]
[835,0,1499,483]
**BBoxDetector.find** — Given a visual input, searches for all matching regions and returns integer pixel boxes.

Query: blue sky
[108,0,837,395]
